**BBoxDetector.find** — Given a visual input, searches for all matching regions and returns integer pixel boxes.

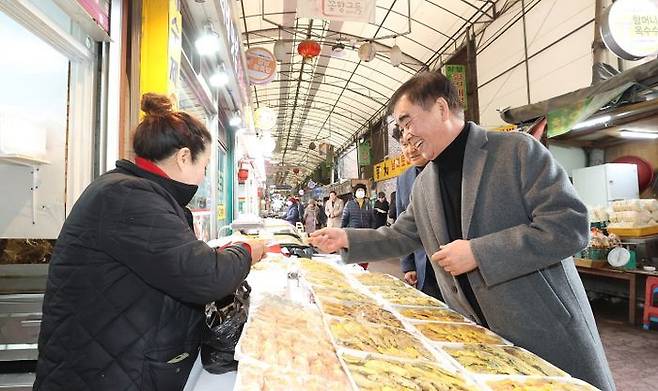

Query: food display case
[190,254,602,391]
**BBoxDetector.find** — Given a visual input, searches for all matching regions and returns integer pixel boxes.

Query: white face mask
[355,190,365,199]
[286,201,293,206]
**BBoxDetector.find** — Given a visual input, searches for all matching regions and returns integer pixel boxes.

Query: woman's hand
[245,239,266,264]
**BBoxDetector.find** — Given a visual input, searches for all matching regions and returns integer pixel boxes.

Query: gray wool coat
[343,123,615,391]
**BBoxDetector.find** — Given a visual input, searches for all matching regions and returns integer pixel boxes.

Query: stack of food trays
[239,261,601,391]
[234,295,350,390]
[307,270,482,390]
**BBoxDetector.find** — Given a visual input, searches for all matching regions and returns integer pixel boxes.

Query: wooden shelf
[0,154,50,167]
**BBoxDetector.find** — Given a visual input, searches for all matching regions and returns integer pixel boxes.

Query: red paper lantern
[297,40,321,60]
[237,167,249,184]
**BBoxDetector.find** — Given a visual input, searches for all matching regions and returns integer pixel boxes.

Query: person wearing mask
[396,131,442,300]
[325,191,344,228]
[303,199,319,233]
[34,93,265,391]
[341,184,372,269]
[310,71,614,390]
[373,192,390,228]
[284,197,300,225]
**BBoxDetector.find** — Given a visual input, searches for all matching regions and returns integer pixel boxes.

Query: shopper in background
[396,131,442,300]
[316,199,327,229]
[341,183,372,269]
[34,93,265,391]
[388,191,397,224]
[325,190,344,228]
[284,197,300,225]
[310,71,614,390]
[303,199,319,233]
[373,192,390,228]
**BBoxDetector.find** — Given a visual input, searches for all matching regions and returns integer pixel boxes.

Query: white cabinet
[572,163,639,207]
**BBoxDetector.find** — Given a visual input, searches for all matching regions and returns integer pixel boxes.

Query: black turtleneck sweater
[434,123,487,327]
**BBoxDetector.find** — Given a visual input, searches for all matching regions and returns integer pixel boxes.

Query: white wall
[476,0,596,128]
[548,144,587,177]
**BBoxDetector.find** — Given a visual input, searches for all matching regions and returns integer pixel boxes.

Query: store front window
[179,79,212,241]
[0,8,70,262]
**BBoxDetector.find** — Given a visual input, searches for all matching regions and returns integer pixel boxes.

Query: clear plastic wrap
[318,299,405,329]
[439,344,568,377]
[338,351,483,391]
[410,321,511,345]
[367,285,448,307]
[352,272,408,288]
[235,296,348,384]
[326,317,436,360]
[392,305,473,323]
[484,376,600,391]
[233,358,352,391]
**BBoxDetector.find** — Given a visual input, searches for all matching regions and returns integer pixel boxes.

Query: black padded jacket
[34,160,251,391]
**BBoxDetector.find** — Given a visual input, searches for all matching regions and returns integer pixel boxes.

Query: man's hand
[245,239,266,265]
[431,240,478,276]
[309,228,348,253]
[404,271,417,287]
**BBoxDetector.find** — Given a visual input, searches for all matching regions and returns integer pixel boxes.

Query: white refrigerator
[572,163,639,207]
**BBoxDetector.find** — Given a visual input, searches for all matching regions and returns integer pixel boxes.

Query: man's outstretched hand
[308,228,349,253]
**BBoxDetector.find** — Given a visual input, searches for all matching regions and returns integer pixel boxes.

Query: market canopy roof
[236,0,500,184]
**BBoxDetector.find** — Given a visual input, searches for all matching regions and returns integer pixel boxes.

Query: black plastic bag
[200,281,251,374]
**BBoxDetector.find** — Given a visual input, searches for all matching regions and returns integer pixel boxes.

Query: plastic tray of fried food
[303,272,353,289]
[439,344,568,377]
[312,285,376,304]
[299,258,342,275]
[485,376,600,391]
[338,351,481,391]
[233,357,351,391]
[235,297,348,384]
[411,321,510,345]
[354,272,408,288]
[367,285,448,307]
[393,305,473,323]
[319,299,404,329]
[326,317,435,360]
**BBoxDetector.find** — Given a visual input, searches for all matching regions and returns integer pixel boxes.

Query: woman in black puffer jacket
[34,94,265,391]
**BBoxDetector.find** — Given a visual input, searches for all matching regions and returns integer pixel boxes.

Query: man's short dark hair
[378,192,385,198]
[329,190,337,195]
[388,70,463,115]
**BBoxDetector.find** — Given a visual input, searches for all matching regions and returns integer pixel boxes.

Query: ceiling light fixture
[571,115,612,130]
[209,69,229,87]
[195,24,220,56]
[619,130,658,139]
[230,114,242,127]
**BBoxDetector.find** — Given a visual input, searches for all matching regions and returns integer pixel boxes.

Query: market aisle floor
[368,259,658,391]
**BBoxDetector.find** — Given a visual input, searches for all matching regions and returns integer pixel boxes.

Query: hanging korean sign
[373,154,411,182]
[444,65,468,110]
[246,47,277,85]
[357,140,371,166]
[297,0,376,23]
[601,0,658,60]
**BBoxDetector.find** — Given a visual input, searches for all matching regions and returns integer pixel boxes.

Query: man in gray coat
[310,71,615,391]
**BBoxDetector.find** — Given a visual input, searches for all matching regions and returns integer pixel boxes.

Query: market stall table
[576,264,637,324]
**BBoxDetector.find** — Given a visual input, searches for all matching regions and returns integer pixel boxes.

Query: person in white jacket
[324,191,344,228]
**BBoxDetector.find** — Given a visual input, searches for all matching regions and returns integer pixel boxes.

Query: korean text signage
[374,154,411,182]
[219,0,251,104]
[444,65,468,110]
[297,0,376,23]
[601,0,658,60]
[246,47,277,85]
